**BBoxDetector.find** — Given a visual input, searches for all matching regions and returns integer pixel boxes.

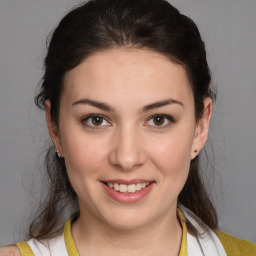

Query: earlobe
[45,100,63,157]
[191,97,212,159]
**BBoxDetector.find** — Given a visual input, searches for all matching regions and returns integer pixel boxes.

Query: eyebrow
[72,98,115,112]
[142,99,183,112]
[72,98,183,112]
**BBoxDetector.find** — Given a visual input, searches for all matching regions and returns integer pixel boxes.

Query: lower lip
[102,182,155,203]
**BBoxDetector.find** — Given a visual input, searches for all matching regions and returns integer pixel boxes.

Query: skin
[2,48,212,256]
[0,246,21,256]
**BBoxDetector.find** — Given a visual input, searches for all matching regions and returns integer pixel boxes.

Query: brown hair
[30,0,217,239]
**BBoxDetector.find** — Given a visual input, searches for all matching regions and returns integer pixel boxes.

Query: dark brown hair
[30,0,217,239]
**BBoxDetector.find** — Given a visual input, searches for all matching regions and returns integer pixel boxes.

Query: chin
[97,206,158,231]
[105,216,152,231]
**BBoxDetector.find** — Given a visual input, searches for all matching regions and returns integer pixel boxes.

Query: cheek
[156,142,191,198]
[150,135,193,170]
[61,130,109,177]
[61,133,110,202]
[146,128,194,190]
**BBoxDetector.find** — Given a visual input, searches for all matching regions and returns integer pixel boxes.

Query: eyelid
[145,114,175,128]
[82,114,112,128]
[81,113,175,129]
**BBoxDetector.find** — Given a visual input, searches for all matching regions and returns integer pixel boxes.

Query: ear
[191,97,212,159]
[45,100,63,157]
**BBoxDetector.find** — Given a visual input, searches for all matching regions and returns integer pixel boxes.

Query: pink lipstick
[101,179,155,203]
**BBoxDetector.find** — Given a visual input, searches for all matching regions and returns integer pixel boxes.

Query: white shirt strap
[179,204,227,256]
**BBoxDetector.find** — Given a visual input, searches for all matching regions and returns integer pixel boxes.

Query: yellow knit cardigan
[16,214,256,256]
[216,231,256,256]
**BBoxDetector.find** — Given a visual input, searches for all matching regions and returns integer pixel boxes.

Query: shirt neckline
[64,209,187,256]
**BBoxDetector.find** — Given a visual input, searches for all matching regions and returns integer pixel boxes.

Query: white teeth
[114,183,120,191]
[128,184,136,193]
[136,183,142,190]
[107,183,114,189]
[106,182,150,193]
[119,184,127,192]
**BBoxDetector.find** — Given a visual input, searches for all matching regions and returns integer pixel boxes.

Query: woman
[1,0,255,255]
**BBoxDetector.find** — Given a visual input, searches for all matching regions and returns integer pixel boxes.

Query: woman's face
[47,48,211,230]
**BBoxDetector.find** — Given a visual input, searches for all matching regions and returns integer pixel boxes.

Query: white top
[27,233,68,256]
[179,204,227,256]
[22,205,227,256]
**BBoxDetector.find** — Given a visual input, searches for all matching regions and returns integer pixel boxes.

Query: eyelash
[146,114,175,129]
[82,114,111,129]
[82,114,175,129]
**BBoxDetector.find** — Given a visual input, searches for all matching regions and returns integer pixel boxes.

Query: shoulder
[0,245,21,256]
[216,230,256,256]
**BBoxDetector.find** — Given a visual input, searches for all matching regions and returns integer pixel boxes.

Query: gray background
[0,0,255,245]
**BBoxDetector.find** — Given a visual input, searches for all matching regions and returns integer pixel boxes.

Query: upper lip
[101,179,155,185]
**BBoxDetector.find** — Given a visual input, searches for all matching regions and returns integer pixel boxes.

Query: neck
[72,206,182,256]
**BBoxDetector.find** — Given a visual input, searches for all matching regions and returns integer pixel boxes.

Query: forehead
[62,48,193,108]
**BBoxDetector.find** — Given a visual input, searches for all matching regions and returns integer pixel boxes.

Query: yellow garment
[16,241,34,256]
[16,211,256,256]
[63,212,188,256]
[64,215,80,256]
[216,230,256,256]
[16,210,187,256]
[177,208,187,256]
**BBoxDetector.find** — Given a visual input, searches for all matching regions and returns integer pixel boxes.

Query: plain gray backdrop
[0,0,255,245]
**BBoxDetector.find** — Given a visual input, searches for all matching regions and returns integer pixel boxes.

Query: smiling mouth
[103,182,153,193]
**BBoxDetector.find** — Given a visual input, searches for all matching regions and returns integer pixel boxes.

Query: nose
[109,126,146,171]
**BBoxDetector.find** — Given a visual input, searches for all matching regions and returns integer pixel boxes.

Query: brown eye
[152,116,165,126]
[92,116,103,126]
[83,115,110,128]
[147,114,174,128]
